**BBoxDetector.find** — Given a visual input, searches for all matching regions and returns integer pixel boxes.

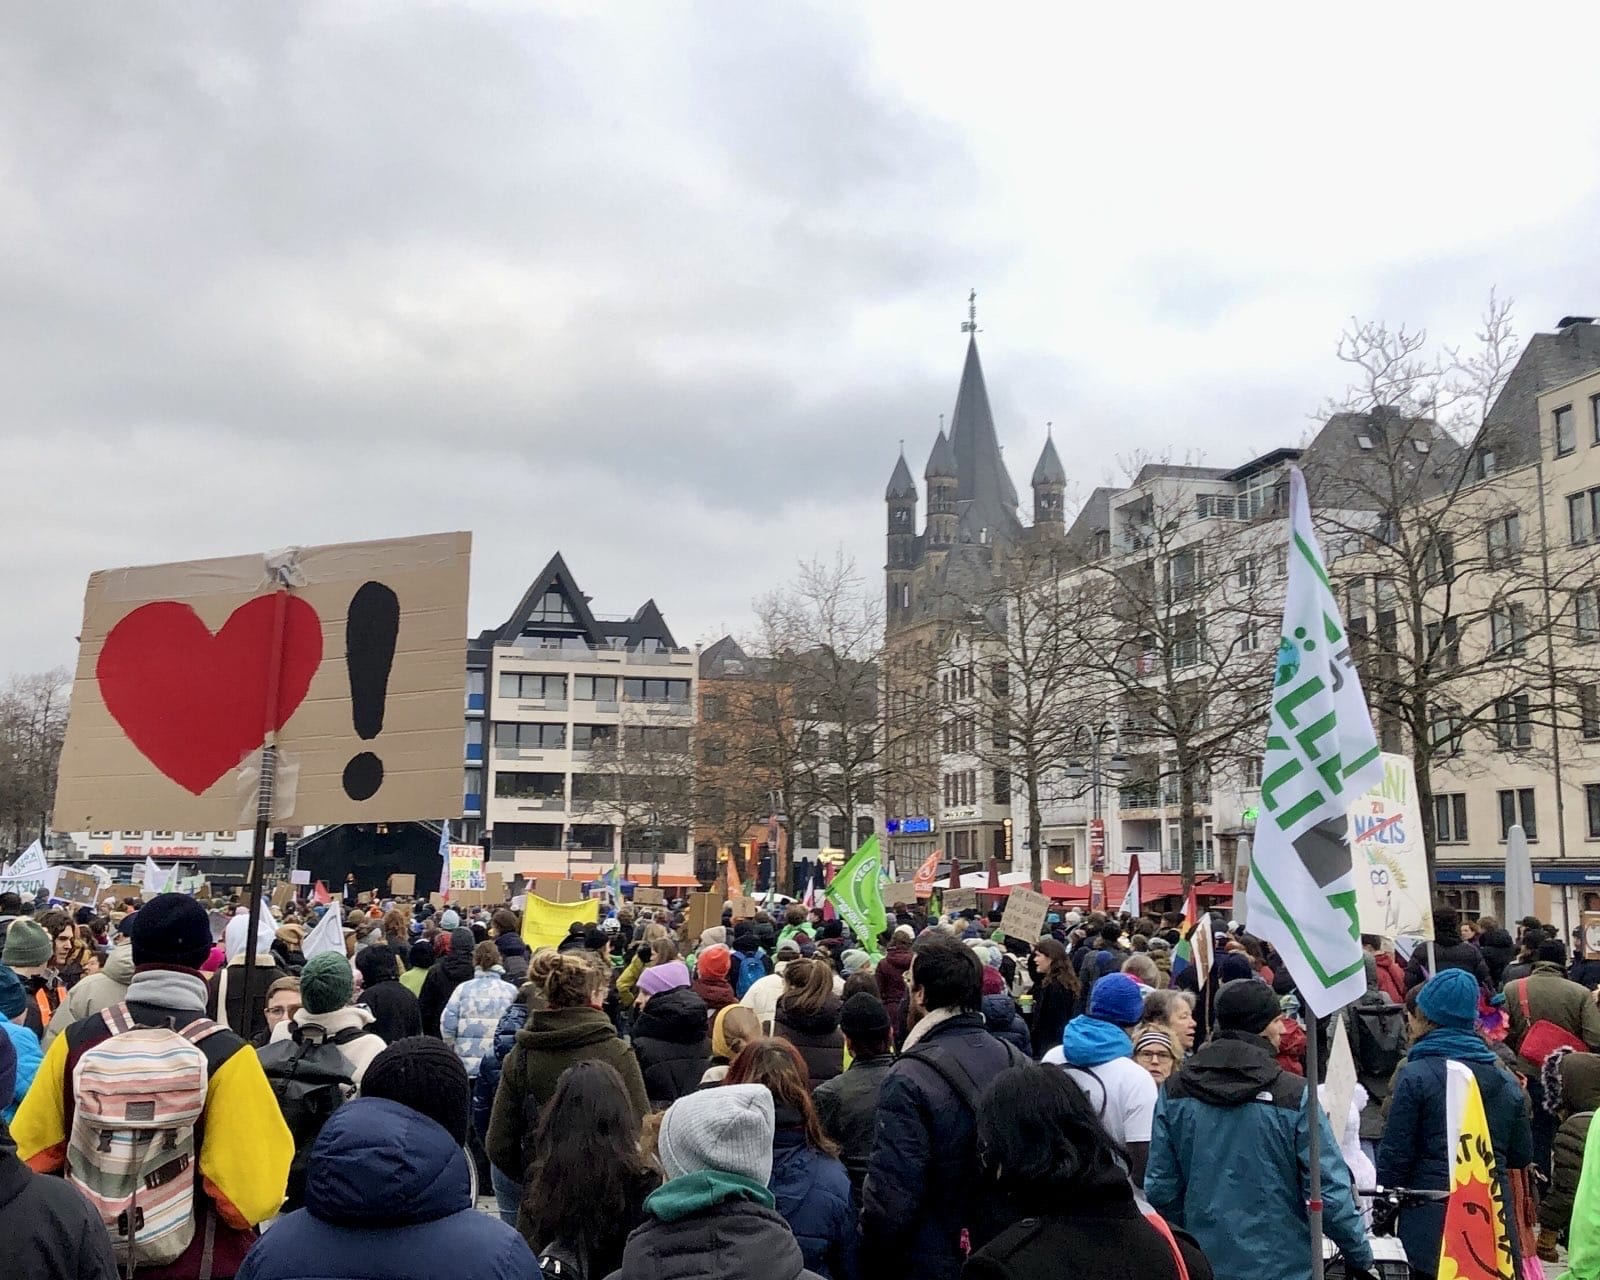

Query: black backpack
[536,1241,586,1280]
[258,1025,365,1210]
[1350,1000,1407,1081]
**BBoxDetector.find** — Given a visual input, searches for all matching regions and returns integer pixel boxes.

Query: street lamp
[645,814,662,889]
[1063,720,1130,873]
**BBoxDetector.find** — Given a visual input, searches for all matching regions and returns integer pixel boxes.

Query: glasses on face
[1135,1049,1174,1066]
[265,1003,299,1024]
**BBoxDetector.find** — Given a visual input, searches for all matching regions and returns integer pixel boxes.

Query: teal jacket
[1145,1030,1372,1280]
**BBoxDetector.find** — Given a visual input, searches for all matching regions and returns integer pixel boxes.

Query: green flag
[825,834,888,955]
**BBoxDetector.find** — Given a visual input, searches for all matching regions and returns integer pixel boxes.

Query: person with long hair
[486,948,649,1223]
[703,1005,762,1085]
[773,958,845,1089]
[519,1060,662,1276]
[1028,938,1079,1060]
[964,1066,1212,1279]
[726,1039,857,1280]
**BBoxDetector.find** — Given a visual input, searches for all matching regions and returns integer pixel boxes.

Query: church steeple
[1032,427,1066,532]
[948,333,1019,530]
[924,426,957,547]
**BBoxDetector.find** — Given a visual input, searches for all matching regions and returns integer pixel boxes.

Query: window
[623,677,690,703]
[464,767,482,795]
[1477,448,1498,480]
[1587,785,1600,840]
[1592,393,1600,445]
[1356,434,1375,450]
[151,831,173,840]
[495,771,564,800]
[1237,473,1281,520]
[1493,694,1533,749]
[1421,533,1456,587]
[1583,684,1600,740]
[1486,513,1521,567]
[1490,602,1528,657]
[1168,548,1202,601]
[466,670,484,698]
[1579,589,1600,643]
[1196,493,1236,519]
[89,830,112,839]
[703,738,726,766]
[701,692,724,722]
[857,815,875,843]
[1497,788,1537,841]
[466,720,484,746]
[1413,438,1431,455]
[528,589,575,624]
[1434,793,1468,843]
[574,675,618,702]
[1238,620,1263,653]
[494,722,566,750]
[1569,491,1600,545]
[1554,404,1576,456]
[991,662,1010,699]
[1425,618,1460,670]
[828,816,852,849]
[570,724,613,751]
[1241,757,1264,789]
[182,831,206,839]
[799,729,819,757]
[1236,556,1259,588]
[121,831,144,840]
[499,673,566,701]
[800,817,820,848]
[1430,705,1463,755]
[994,769,1011,805]
[625,726,690,752]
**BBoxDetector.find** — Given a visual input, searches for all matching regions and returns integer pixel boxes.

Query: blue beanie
[1417,968,1480,1030]
[1087,973,1145,1027]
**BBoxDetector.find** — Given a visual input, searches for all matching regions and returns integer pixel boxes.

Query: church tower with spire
[1032,429,1067,534]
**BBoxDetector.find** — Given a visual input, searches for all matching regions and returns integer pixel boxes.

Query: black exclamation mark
[342,580,399,801]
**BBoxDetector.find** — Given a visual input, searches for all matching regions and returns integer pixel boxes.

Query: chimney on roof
[1556,316,1596,330]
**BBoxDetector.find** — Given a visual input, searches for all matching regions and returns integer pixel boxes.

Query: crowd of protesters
[3,882,1600,1280]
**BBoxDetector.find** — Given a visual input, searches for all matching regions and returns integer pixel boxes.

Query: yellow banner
[1439,1060,1513,1280]
[521,894,599,951]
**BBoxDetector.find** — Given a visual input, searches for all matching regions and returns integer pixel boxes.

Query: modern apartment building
[466,554,699,884]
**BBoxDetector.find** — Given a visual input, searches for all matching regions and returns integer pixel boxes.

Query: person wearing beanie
[399,937,435,996]
[631,965,711,1108]
[237,1038,535,1280]
[437,908,461,933]
[861,936,1029,1280]
[1146,978,1374,1280]
[610,1085,823,1280]
[1375,970,1534,1275]
[440,941,516,1079]
[1041,973,1156,1180]
[417,926,476,1038]
[354,942,423,1044]
[1,921,62,1037]
[839,948,871,978]
[261,951,386,1083]
[0,965,43,1123]
[692,943,738,1020]
[815,993,894,1197]
[13,894,294,1278]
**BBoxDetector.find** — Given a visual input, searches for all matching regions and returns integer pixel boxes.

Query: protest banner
[535,878,584,903]
[1000,887,1050,944]
[53,531,471,830]
[911,849,941,898]
[825,836,888,955]
[1350,753,1433,941]
[484,872,505,903]
[449,844,486,891]
[289,869,311,885]
[632,886,666,907]
[1,841,48,879]
[883,881,920,908]
[1439,1061,1513,1279]
[0,867,60,899]
[55,868,101,907]
[728,894,757,920]
[521,894,599,950]
[943,887,977,914]
[1582,911,1600,961]
[388,872,415,896]
[271,883,295,908]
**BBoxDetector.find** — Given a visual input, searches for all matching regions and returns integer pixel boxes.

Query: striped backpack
[66,1003,221,1272]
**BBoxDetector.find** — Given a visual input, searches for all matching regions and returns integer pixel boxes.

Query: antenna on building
[961,289,979,335]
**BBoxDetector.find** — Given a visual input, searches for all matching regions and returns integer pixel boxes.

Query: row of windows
[1432,788,1538,842]
[87,831,237,841]
[942,769,1010,807]
[1552,394,1600,458]
[493,673,689,704]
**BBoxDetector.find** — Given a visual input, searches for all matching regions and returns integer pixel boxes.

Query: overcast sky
[5,3,1600,675]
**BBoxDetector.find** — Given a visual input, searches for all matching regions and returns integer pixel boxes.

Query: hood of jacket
[100,943,136,986]
[622,1175,804,1280]
[1174,1030,1283,1106]
[304,1097,469,1225]
[433,950,474,983]
[516,1005,619,1052]
[1062,1015,1133,1068]
[1479,928,1515,952]
[775,996,840,1037]
[1557,1051,1600,1114]
[693,975,737,1006]
[634,987,711,1044]
[287,1004,377,1042]
[494,934,529,959]
[981,992,1020,1028]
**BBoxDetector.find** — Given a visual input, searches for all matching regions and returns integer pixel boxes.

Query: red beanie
[698,943,732,981]
[980,965,1005,996]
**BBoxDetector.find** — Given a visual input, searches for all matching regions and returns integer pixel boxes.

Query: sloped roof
[1032,434,1067,486]
[885,453,917,500]
[947,336,1020,532]
[475,552,679,652]
[924,428,956,480]
[1471,320,1600,471]
[1299,408,1464,509]
[1064,485,1117,560]
[700,635,752,678]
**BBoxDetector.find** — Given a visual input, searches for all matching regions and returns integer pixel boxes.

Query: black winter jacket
[860,1013,1026,1280]
[356,977,422,1044]
[0,1132,117,1280]
[774,998,845,1089]
[603,1193,822,1280]
[1028,979,1075,1060]
[1404,937,1490,991]
[418,950,474,1038]
[964,1195,1213,1280]
[814,1054,894,1193]
[631,987,711,1107]
[981,994,1031,1056]
[1478,928,1516,986]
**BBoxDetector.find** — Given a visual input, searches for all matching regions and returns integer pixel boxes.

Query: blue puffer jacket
[1146,1030,1372,1280]
[769,1113,858,1280]
[1376,1043,1533,1276]
[980,994,1031,1056]
[472,999,529,1142]
[236,1097,535,1280]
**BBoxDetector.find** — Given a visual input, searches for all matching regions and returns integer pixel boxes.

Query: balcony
[508,797,566,812]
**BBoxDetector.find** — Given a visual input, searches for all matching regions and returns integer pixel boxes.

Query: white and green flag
[1245,467,1384,1017]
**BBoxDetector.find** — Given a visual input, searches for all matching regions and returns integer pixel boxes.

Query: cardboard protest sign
[290,869,312,885]
[535,878,585,903]
[1000,887,1050,944]
[943,888,977,914]
[728,894,757,920]
[1351,754,1434,941]
[448,845,486,891]
[484,872,505,903]
[56,869,101,907]
[54,532,470,830]
[883,881,920,908]
[632,886,666,907]
[1582,911,1600,961]
[388,873,415,896]
[684,892,719,939]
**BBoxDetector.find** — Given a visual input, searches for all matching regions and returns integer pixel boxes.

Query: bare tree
[581,711,697,881]
[1314,294,1600,880]
[0,668,70,854]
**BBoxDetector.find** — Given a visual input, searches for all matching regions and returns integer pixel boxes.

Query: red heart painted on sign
[96,595,324,796]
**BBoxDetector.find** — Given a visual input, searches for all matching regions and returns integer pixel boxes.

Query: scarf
[1407,1026,1500,1065]
[126,967,210,1014]
[900,1006,961,1054]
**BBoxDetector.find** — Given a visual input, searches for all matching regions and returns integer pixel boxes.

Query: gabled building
[465,553,699,884]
